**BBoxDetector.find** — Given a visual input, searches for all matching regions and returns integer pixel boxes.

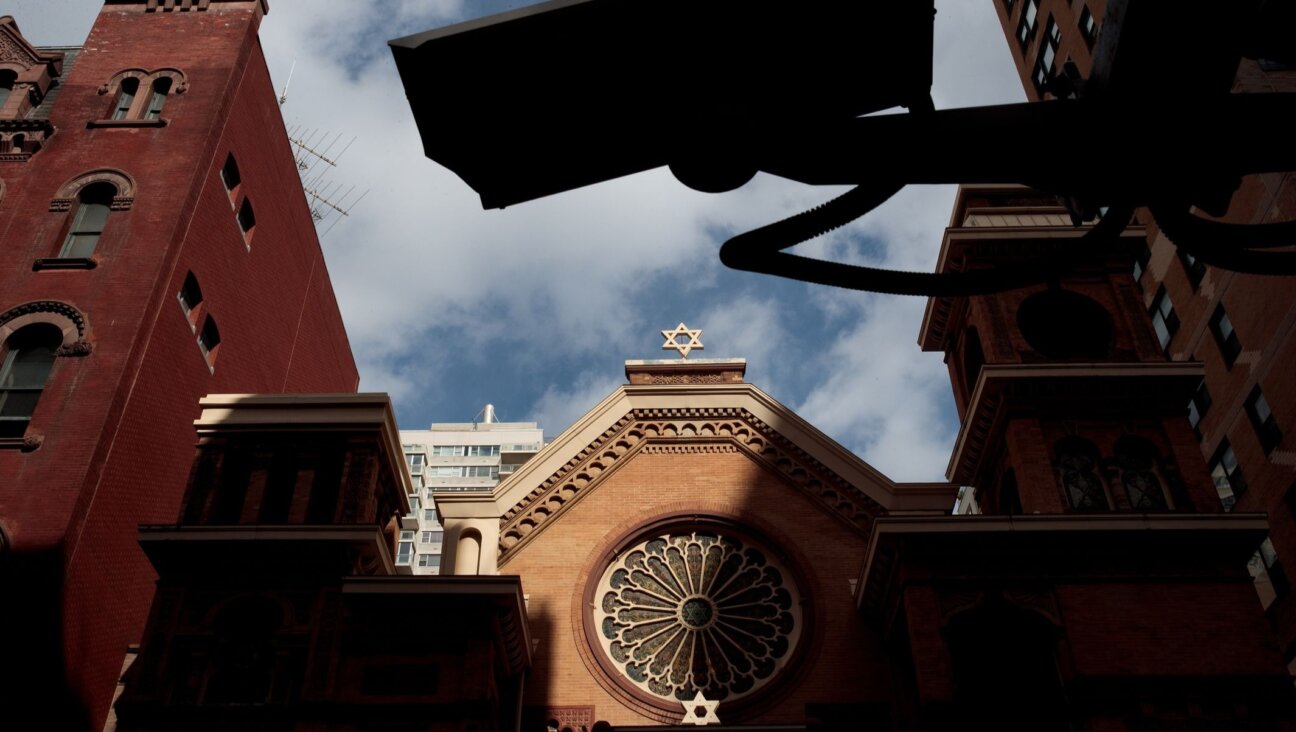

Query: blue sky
[14,1,1024,481]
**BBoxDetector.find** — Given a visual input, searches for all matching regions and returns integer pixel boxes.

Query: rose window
[592,531,801,704]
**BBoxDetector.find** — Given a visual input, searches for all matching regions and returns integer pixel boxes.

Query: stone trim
[0,299,91,356]
[497,407,884,563]
[50,168,136,210]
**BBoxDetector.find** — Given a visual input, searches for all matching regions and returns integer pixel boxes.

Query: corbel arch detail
[97,67,188,97]
[0,300,92,356]
[49,168,135,212]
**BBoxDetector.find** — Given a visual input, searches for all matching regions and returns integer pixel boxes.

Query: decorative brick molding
[523,705,595,732]
[50,169,136,211]
[0,300,91,356]
[497,407,883,562]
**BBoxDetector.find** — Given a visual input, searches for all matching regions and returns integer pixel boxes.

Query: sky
[12,1,1024,482]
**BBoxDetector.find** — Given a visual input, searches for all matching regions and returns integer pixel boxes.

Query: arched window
[111,77,139,120]
[0,70,15,113]
[1114,437,1169,510]
[0,323,63,438]
[60,182,115,258]
[1056,437,1109,511]
[144,76,171,120]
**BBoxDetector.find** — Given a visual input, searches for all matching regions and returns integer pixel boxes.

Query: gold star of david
[661,323,704,358]
[680,691,720,726]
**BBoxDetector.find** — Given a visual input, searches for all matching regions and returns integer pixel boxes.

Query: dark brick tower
[871,184,1296,729]
[0,2,358,728]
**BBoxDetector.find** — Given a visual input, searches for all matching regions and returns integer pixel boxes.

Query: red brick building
[993,0,1296,674]
[0,2,357,729]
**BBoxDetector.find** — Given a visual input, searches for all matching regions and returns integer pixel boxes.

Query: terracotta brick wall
[501,449,889,726]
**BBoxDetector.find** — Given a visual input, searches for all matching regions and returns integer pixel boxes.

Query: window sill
[87,118,168,129]
[33,257,97,271]
[0,434,43,452]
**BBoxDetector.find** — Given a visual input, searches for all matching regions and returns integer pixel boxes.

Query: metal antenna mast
[277,61,369,236]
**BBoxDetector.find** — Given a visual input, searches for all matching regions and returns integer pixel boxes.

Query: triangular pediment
[0,18,63,74]
[434,383,956,565]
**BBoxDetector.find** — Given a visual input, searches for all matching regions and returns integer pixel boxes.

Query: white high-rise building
[398,405,544,574]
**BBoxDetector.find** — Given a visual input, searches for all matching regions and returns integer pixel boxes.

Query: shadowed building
[991,0,1296,673]
[0,3,357,728]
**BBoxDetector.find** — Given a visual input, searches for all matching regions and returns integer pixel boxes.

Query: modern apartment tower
[993,0,1296,671]
[399,405,543,574]
[0,3,358,728]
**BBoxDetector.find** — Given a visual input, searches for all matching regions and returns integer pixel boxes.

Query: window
[1033,16,1061,91]
[422,508,437,522]
[420,531,443,544]
[1179,250,1206,289]
[409,495,420,513]
[60,182,115,259]
[411,473,424,489]
[143,77,172,120]
[1149,287,1179,350]
[0,70,14,113]
[177,271,203,327]
[406,452,425,470]
[1251,537,1290,601]
[1132,245,1150,282]
[417,554,441,569]
[1209,439,1247,511]
[1187,380,1212,439]
[1078,5,1097,47]
[1016,0,1040,49]
[237,198,256,245]
[1210,306,1241,367]
[197,315,220,368]
[397,541,414,564]
[1246,386,1282,454]
[0,324,63,439]
[220,154,241,203]
[111,77,139,120]
[1056,437,1109,511]
[1114,437,1169,510]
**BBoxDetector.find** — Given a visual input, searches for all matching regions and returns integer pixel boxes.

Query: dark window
[220,153,241,198]
[1179,250,1206,289]
[0,70,14,112]
[144,76,172,120]
[1016,0,1040,49]
[1056,437,1109,511]
[1187,380,1212,439]
[1132,244,1150,282]
[1209,305,1242,367]
[963,327,985,396]
[1033,16,1062,91]
[1017,289,1113,359]
[237,198,255,244]
[198,315,221,367]
[1114,437,1168,510]
[111,77,139,120]
[178,271,203,324]
[1078,5,1098,47]
[1258,538,1290,599]
[1209,439,1247,510]
[1246,386,1282,454]
[1149,287,1179,350]
[0,323,63,438]
[60,182,115,258]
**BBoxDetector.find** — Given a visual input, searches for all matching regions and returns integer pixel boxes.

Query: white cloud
[17,0,1024,485]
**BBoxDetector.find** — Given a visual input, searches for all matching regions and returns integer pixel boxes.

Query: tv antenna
[277,60,370,236]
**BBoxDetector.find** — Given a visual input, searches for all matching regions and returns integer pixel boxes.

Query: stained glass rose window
[591,531,801,704]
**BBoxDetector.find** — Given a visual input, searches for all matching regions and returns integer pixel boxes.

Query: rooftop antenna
[277,59,295,106]
[276,61,369,236]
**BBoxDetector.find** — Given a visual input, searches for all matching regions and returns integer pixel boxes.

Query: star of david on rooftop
[661,323,703,358]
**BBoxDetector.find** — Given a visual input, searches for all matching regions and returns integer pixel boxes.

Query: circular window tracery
[592,531,802,705]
